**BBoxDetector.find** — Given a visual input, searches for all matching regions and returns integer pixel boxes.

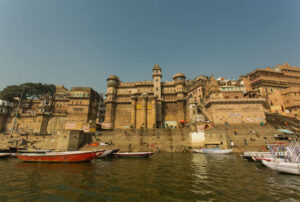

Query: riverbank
[0,124,289,153]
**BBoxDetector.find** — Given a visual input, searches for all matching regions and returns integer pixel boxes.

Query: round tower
[173,73,186,100]
[152,64,162,99]
[106,75,119,102]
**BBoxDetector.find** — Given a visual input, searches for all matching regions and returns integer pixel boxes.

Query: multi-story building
[1,86,101,134]
[243,63,300,97]
[186,75,208,104]
[204,76,266,124]
[268,87,300,118]
[103,64,188,129]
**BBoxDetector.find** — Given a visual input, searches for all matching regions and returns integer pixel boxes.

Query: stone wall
[57,130,87,151]
[6,115,50,134]
[114,103,131,128]
[162,102,186,122]
[47,116,67,134]
[93,128,194,152]
[206,103,266,124]
[0,114,8,132]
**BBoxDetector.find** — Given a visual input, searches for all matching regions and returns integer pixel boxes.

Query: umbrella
[277,129,294,134]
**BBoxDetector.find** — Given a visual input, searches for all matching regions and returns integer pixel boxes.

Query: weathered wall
[94,129,194,152]
[47,116,67,134]
[0,114,8,132]
[162,102,186,122]
[207,103,266,124]
[6,115,50,134]
[114,103,131,128]
[57,130,85,151]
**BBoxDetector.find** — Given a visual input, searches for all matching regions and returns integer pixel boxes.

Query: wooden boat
[99,149,120,158]
[262,160,300,175]
[0,147,25,158]
[16,150,104,163]
[193,148,233,154]
[18,149,54,154]
[113,152,154,158]
[0,153,12,159]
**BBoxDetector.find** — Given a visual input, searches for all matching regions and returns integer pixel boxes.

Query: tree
[0,83,56,101]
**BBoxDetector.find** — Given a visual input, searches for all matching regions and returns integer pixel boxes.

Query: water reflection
[0,154,299,201]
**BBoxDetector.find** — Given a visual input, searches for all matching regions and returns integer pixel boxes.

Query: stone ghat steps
[266,113,300,133]
[204,124,280,152]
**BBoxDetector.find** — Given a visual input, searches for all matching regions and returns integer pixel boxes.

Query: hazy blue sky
[0,0,300,93]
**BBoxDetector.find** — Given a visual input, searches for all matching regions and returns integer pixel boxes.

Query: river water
[0,153,299,201]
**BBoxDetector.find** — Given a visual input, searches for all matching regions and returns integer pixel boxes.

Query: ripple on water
[0,154,299,201]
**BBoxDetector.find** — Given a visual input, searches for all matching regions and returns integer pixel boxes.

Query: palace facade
[103,65,188,129]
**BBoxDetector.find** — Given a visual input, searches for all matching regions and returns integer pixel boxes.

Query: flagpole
[10,87,25,138]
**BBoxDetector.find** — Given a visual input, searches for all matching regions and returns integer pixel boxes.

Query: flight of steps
[204,124,280,152]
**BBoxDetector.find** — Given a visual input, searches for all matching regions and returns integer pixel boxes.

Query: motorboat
[16,150,104,163]
[193,148,233,154]
[262,160,300,175]
[113,152,154,158]
[262,140,300,175]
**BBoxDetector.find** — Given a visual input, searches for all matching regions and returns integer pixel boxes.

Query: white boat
[262,140,300,175]
[193,148,233,154]
[262,160,300,175]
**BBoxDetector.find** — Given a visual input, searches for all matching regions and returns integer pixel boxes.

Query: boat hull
[113,152,154,158]
[262,160,300,175]
[16,151,104,163]
[0,153,11,159]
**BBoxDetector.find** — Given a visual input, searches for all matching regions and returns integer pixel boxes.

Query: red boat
[16,150,104,163]
[113,152,154,158]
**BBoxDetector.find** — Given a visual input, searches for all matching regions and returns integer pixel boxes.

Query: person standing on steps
[230,140,234,148]
[244,138,247,145]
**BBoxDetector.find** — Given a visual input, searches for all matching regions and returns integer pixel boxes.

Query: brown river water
[0,153,299,201]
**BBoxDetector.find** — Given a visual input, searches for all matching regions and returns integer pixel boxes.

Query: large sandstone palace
[103,65,190,129]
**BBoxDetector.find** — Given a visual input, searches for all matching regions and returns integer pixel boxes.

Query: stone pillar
[142,94,148,129]
[152,97,157,128]
[131,96,137,128]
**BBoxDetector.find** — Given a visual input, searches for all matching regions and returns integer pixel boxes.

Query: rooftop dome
[173,73,186,80]
[107,75,119,81]
[153,64,161,70]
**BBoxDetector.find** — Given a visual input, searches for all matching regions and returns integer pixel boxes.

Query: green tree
[0,83,56,101]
